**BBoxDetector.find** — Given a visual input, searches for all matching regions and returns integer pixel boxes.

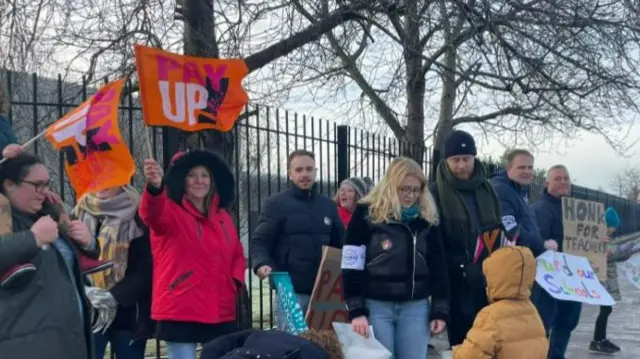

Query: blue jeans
[166,342,197,359]
[94,330,147,359]
[366,298,430,359]
[275,293,310,331]
[531,284,582,359]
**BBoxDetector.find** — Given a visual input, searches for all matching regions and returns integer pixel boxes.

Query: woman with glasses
[341,157,449,359]
[0,153,98,359]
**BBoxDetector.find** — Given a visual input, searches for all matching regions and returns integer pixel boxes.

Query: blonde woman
[340,157,449,359]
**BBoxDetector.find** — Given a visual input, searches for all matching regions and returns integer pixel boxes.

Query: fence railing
[4,71,640,358]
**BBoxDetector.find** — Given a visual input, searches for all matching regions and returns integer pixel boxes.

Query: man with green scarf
[430,130,503,348]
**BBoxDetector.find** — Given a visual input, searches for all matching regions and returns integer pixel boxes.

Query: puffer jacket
[341,204,449,321]
[452,246,548,359]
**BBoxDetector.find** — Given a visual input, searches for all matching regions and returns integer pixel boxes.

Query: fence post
[337,125,349,183]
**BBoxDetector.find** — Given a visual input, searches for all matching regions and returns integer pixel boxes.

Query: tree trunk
[402,2,426,165]
[431,44,457,180]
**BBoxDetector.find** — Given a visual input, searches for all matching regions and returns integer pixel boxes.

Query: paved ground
[429,234,640,358]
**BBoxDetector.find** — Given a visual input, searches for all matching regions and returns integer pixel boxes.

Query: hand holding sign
[143,159,163,188]
[544,239,559,251]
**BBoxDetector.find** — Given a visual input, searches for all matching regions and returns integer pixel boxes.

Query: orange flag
[45,79,135,199]
[134,44,249,132]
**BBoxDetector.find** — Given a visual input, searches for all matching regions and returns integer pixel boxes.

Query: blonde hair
[361,157,439,224]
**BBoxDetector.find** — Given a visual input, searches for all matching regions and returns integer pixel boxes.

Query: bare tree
[258,0,640,167]
[611,168,640,202]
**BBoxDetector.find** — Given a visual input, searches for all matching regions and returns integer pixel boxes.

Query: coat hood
[484,246,536,302]
[164,150,235,208]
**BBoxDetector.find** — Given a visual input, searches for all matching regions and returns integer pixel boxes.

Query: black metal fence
[4,71,640,358]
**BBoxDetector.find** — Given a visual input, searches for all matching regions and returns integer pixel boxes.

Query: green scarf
[435,159,502,260]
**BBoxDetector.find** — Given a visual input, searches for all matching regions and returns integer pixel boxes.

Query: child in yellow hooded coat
[453,246,549,359]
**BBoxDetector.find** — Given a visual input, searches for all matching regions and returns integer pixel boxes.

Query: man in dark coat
[250,150,344,330]
[530,164,583,359]
[430,130,503,348]
[490,149,546,257]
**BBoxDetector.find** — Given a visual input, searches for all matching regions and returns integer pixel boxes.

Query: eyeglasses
[22,180,50,193]
[398,186,422,196]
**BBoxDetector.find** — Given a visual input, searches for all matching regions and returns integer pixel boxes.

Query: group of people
[250,130,636,359]
[0,89,636,359]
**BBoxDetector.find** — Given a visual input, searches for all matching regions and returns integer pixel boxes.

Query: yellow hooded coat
[453,246,549,359]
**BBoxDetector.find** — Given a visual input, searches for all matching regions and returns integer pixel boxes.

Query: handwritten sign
[271,272,309,335]
[620,253,640,290]
[305,246,349,330]
[45,79,135,199]
[535,250,614,305]
[134,45,249,132]
[562,197,607,280]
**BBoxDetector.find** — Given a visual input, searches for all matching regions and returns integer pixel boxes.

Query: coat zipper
[389,220,418,300]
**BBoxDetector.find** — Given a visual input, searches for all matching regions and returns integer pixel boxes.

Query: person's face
[507,154,534,185]
[397,174,422,208]
[338,184,357,211]
[95,186,123,200]
[546,167,571,198]
[288,155,317,190]
[446,155,475,180]
[5,164,49,214]
[185,166,212,200]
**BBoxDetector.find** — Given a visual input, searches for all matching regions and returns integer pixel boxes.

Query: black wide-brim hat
[164,150,235,208]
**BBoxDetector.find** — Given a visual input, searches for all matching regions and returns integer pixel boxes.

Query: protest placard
[305,246,349,330]
[619,253,640,290]
[535,250,615,305]
[271,272,309,335]
[562,197,608,280]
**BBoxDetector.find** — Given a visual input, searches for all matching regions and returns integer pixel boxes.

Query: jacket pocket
[168,270,197,295]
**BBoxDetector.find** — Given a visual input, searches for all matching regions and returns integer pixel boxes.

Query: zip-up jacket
[250,184,344,295]
[341,204,449,321]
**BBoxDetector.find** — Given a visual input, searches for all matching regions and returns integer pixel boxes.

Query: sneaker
[79,256,114,275]
[589,340,616,354]
[0,263,37,289]
[602,338,621,352]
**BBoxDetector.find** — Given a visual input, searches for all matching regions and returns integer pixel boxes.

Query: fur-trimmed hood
[164,150,235,209]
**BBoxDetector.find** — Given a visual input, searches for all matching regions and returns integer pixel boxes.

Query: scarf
[338,205,353,226]
[401,206,420,223]
[73,186,144,290]
[435,159,502,260]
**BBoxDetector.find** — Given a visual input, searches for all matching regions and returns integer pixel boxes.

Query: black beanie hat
[444,130,477,159]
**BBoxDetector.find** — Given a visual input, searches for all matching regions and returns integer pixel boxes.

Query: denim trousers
[166,342,198,359]
[366,298,430,359]
[531,284,582,359]
[274,293,311,331]
[94,330,147,359]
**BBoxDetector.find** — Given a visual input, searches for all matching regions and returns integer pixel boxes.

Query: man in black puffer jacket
[250,150,344,330]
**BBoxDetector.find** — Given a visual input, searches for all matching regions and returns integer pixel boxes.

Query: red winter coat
[139,181,245,325]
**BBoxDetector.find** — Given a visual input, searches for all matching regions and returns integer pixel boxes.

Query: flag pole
[0,129,48,164]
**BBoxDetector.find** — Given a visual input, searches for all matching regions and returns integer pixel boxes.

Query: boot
[79,255,114,275]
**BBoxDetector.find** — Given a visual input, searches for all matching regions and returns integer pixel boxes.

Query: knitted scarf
[73,186,144,290]
[435,159,502,260]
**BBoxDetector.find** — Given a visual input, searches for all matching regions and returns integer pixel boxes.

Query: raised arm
[138,158,173,234]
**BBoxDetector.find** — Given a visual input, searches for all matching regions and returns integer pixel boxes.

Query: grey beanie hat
[341,177,374,198]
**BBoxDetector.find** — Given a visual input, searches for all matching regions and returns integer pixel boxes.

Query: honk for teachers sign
[562,197,608,280]
[536,250,614,305]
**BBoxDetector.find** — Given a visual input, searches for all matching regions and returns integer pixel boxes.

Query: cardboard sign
[305,246,349,330]
[0,194,11,234]
[535,250,615,305]
[562,197,608,280]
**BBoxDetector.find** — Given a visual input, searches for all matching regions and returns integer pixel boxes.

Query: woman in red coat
[140,150,246,359]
